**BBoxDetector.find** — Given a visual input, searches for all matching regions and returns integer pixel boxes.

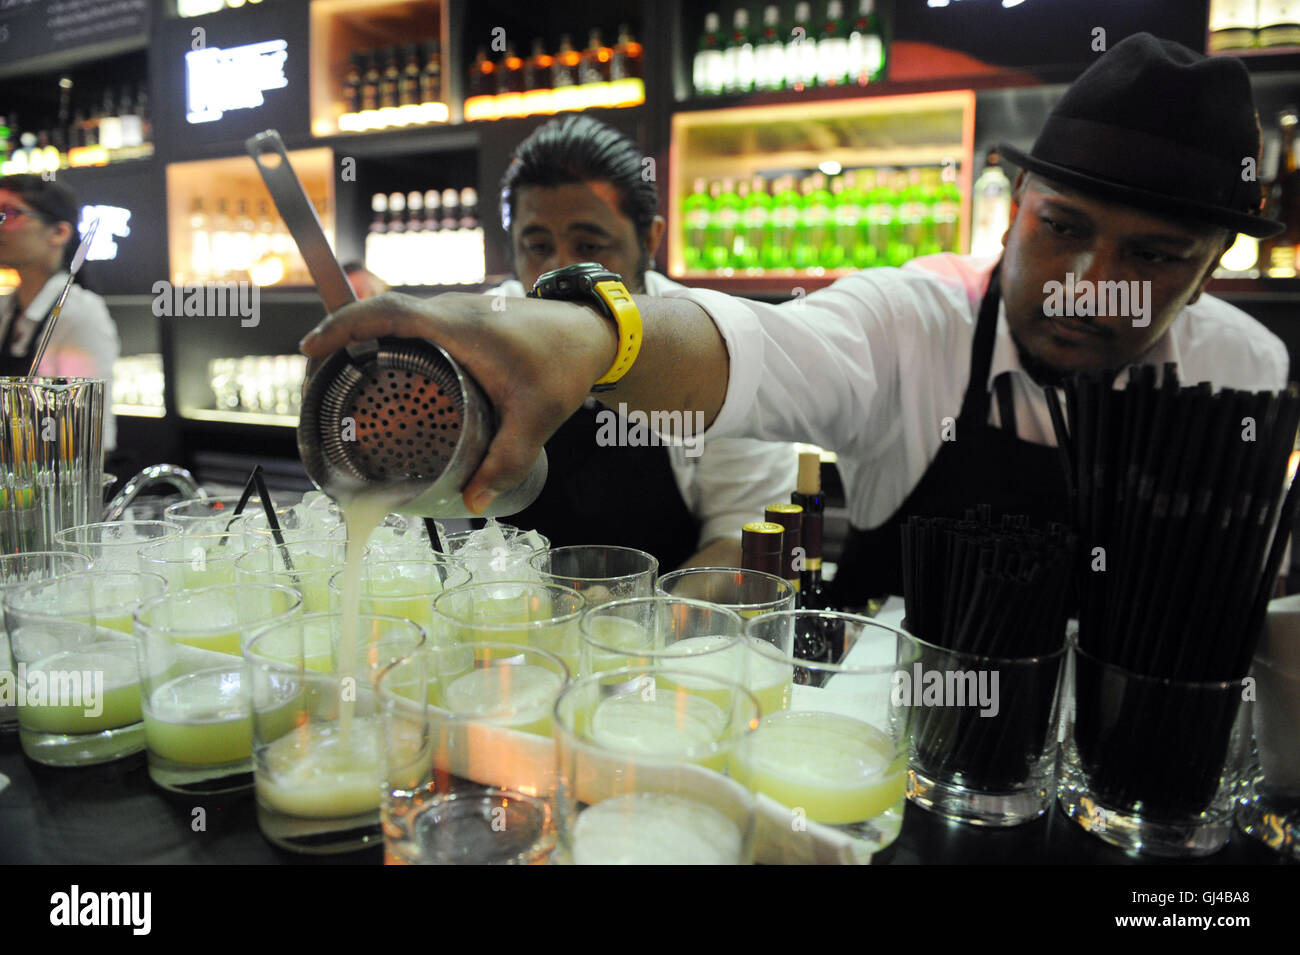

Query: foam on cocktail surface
[571,792,744,864]
[733,710,904,825]
[590,689,731,770]
[145,670,252,765]
[257,715,384,818]
[442,664,562,736]
[18,645,141,734]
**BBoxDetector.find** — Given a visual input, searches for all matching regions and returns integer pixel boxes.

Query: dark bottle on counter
[419,41,442,103]
[791,450,843,659]
[343,51,363,113]
[741,520,784,578]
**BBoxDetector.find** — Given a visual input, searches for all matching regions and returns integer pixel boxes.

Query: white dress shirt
[0,272,120,451]
[668,253,1289,531]
[489,271,798,547]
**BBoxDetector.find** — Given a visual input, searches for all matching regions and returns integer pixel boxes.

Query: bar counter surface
[0,735,1284,865]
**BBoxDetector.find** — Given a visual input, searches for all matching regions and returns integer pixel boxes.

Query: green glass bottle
[917,167,943,258]
[709,177,743,271]
[768,175,802,270]
[682,177,713,272]
[865,169,895,267]
[739,174,772,272]
[827,172,859,270]
[804,172,834,268]
[850,168,878,269]
[933,169,962,254]
[888,169,921,267]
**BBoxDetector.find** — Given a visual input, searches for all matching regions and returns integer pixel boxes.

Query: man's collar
[987,299,1181,391]
[20,271,70,324]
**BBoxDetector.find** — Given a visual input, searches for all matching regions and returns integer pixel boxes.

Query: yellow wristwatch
[529,263,641,393]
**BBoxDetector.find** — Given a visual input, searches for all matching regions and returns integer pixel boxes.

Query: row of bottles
[340,41,444,128]
[693,1,885,97]
[1258,106,1300,278]
[465,27,645,120]
[0,81,152,175]
[185,197,321,286]
[365,189,486,288]
[681,166,961,274]
[1209,1,1300,52]
[740,451,842,674]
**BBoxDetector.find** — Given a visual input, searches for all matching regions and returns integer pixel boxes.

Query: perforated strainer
[246,129,546,517]
[298,336,547,517]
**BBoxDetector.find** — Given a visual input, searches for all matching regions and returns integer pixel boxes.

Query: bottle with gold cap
[764,503,803,596]
[740,520,784,578]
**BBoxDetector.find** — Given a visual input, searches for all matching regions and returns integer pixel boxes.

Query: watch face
[533,263,619,299]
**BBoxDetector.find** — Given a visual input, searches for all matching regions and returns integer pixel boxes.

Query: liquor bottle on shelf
[502,44,527,94]
[768,175,801,270]
[611,24,643,81]
[580,29,612,85]
[787,1,818,92]
[387,191,407,286]
[694,12,725,96]
[887,168,922,267]
[1258,1,1300,48]
[188,198,211,283]
[525,38,555,90]
[399,44,422,108]
[361,51,381,111]
[799,172,833,269]
[683,177,712,272]
[848,0,886,84]
[252,200,274,269]
[818,0,851,88]
[847,168,877,269]
[970,149,1011,258]
[403,191,424,287]
[916,167,941,258]
[231,199,255,275]
[554,34,582,87]
[865,169,894,265]
[365,193,388,284]
[754,5,786,91]
[1210,1,1257,52]
[469,48,497,99]
[739,175,771,272]
[458,187,485,285]
[423,189,443,285]
[826,174,853,270]
[119,87,143,148]
[380,46,401,110]
[419,41,442,104]
[210,198,233,281]
[711,177,742,270]
[932,166,962,254]
[135,82,152,144]
[1262,107,1300,278]
[724,8,756,94]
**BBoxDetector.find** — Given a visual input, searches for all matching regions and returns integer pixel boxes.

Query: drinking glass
[163,496,264,537]
[743,611,919,864]
[244,612,425,853]
[529,545,658,606]
[431,581,584,674]
[328,557,471,628]
[0,551,92,735]
[55,520,182,570]
[380,641,569,865]
[1058,641,1252,858]
[4,570,167,765]
[554,665,761,864]
[138,531,250,589]
[134,583,302,793]
[235,538,349,613]
[435,523,549,580]
[656,567,796,618]
[578,596,745,683]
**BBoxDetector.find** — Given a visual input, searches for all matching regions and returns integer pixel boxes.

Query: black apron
[511,401,702,572]
[830,264,1069,606]
[0,292,55,377]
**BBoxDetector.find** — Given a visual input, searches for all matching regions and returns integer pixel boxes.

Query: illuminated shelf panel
[112,405,167,419]
[182,408,299,428]
[310,0,448,135]
[668,90,976,281]
[464,79,645,121]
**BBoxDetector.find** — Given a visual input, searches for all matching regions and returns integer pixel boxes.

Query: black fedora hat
[999,33,1283,239]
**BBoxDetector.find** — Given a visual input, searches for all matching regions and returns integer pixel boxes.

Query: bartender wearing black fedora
[302,33,1288,603]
